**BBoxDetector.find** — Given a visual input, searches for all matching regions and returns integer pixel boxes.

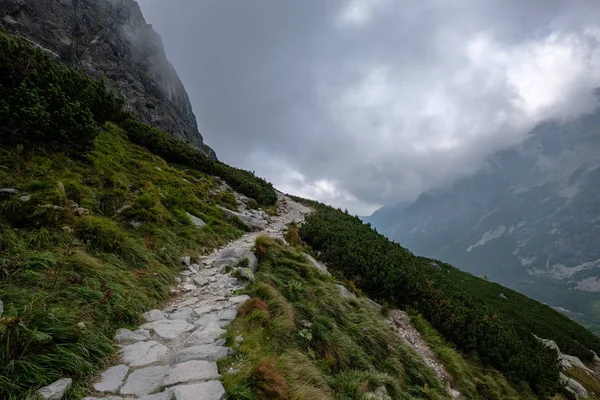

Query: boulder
[114,328,150,344]
[140,319,196,341]
[186,212,206,228]
[167,307,196,323]
[218,206,267,230]
[120,340,169,367]
[336,284,356,298]
[218,309,237,321]
[162,360,220,386]
[560,373,588,398]
[120,365,169,397]
[142,309,165,322]
[175,345,231,363]
[37,378,72,400]
[304,254,330,275]
[184,323,225,347]
[171,381,226,400]
[93,364,129,393]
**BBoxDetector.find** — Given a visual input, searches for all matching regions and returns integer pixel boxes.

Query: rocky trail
[36,190,463,400]
[64,193,311,400]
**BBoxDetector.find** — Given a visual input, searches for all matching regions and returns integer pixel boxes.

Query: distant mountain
[367,105,600,332]
[0,0,216,158]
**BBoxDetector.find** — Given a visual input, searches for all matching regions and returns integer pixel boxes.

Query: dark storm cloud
[138,0,600,214]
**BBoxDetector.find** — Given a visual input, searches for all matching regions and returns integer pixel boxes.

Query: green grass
[410,314,537,400]
[0,125,245,399]
[219,237,449,400]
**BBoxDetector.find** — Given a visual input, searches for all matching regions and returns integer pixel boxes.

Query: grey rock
[120,365,169,396]
[115,205,132,214]
[114,328,150,344]
[167,307,196,323]
[175,345,231,363]
[188,264,199,273]
[218,308,237,321]
[0,0,215,157]
[366,298,382,311]
[194,313,219,327]
[139,389,173,400]
[172,381,226,400]
[0,188,18,194]
[182,283,197,292]
[120,340,169,367]
[193,277,208,287]
[235,335,244,345]
[140,319,196,341]
[218,206,268,230]
[142,309,165,322]
[194,302,228,316]
[184,322,225,346]
[180,256,192,266]
[212,257,239,270]
[304,254,330,275]
[214,338,227,346]
[37,378,72,400]
[93,364,129,393]
[364,385,392,400]
[499,293,508,300]
[229,295,251,305]
[560,372,588,397]
[130,221,142,229]
[186,212,206,228]
[162,360,220,386]
[336,284,356,298]
[429,262,441,271]
[19,195,31,202]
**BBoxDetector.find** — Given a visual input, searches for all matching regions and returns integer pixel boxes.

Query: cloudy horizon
[138,0,600,215]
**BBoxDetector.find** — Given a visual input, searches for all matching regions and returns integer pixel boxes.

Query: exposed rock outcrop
[0,0,216,157]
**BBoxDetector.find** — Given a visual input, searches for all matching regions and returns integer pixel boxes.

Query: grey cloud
[138,0,600,215]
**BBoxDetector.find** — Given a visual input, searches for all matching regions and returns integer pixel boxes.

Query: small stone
[19,195,31,202]
[142,309,165,322]
[174,276,182,283]
[115,204,132,214]
[186,212,206,228]
[94,364,129,393]
[194,313,219,327]
[180,256,191,266]
[193,277,208,287]
[229,295,250,305]
[188,264,199,273]
[217,309,237,321]
[130,221,142,229]
[0,188,19,194]
[182,283,197,292]
[194,302,228,316]
[499,293,508,300]
[162,360,220,386]
[234,335,244,345]
[120,340,169,367]
[155,166,162,171]
[175,345,231,363]
[184,323,225,347]
[83,397,123,400]
[120,365,169,396]
[37,378,72,400]
[167,308,196,323]
[336,284,356,298]
[214,338,227,346]
[171,381,226,400]
[140,319,196,341]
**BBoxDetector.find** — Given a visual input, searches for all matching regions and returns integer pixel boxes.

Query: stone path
[82,193,311,400]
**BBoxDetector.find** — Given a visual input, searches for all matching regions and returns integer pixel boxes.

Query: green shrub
[0,33,125,152]
[119,118,277,206]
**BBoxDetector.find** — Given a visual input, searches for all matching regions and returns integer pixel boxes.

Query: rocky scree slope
[0,0,216,157]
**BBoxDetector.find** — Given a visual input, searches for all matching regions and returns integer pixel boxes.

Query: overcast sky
[138,0,600,215]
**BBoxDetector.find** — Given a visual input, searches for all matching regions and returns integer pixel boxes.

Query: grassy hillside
[0,31,276,399]
[220,237,449,400]
[293,197,600,398]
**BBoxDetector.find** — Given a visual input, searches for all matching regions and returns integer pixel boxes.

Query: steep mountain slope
[0,0,216,157]
[367,107,600,332]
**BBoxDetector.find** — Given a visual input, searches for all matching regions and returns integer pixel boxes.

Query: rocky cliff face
[0,0,216,158]
[367,105,600,331]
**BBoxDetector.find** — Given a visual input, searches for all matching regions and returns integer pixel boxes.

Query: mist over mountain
[367,102,600,331]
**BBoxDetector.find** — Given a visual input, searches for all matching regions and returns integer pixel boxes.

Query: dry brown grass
[253,357,290,400]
